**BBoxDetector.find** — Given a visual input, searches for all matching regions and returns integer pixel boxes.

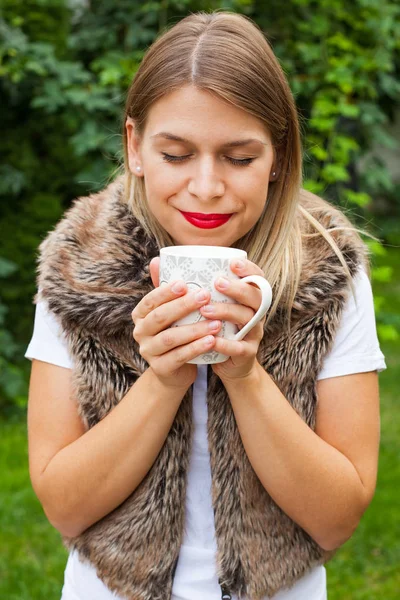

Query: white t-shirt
[25,267,386,600]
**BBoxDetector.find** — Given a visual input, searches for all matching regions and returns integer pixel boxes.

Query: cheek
[145,162,184,200]
[238,170,269,206]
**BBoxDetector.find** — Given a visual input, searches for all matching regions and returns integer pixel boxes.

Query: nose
[187,157,225,202]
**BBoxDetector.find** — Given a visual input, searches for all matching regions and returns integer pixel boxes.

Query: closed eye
[161,152,255,166]
[161,152,191,163]
[227,157,254,166]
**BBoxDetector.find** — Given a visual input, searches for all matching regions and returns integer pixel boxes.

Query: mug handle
[232,275,273,341]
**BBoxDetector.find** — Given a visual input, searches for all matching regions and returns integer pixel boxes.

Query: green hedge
[1,0,399,412]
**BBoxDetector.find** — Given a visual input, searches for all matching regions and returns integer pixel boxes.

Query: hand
[131,257,222,390]
[199,258,266,383]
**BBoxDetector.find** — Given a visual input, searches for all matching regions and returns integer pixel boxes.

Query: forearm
[38,367,189,538]
[222,363,367,551]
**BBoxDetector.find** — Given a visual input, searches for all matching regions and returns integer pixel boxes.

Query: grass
[1,250,399,600]
[0,420,67,599]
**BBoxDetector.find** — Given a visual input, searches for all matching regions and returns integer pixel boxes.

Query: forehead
[143,85,271,144]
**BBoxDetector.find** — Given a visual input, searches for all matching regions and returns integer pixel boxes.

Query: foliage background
[1,0,399,597]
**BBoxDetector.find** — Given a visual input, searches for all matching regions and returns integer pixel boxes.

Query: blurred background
[0,0,399,598]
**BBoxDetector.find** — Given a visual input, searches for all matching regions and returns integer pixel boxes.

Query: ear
[126,117,144,177]
[269,145,281,182]
[269,168,278,182]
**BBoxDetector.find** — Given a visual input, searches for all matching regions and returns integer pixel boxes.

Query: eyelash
[161,152,254,167]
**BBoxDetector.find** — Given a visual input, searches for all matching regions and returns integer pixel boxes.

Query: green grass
[1,251,399,600]
[0,420,67,599]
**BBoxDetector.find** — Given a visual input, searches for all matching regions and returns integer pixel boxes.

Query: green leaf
[0,360,26,399]
[377,323,399,342]
[320,164,350,183]
[309,117,336,132]
[372,266,393,283]
[370,126,398,150]
[367,240,387,257]
[70,121,108,157]
[344,190,371,207]
[337,102,360,118]
[303,179,325,195]
[309,145,329,161]
[0,257,18,278]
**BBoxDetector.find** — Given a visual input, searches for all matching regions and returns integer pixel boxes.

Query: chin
[172,234,236,247]
[170,227,242,248]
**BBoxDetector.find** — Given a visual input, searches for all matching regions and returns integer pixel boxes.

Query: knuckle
[152,307,167,326]
[175,346,189,365]
[151,358,165,378]
[248,308,256,320]
[183,292,197,310]
[240,307,254,325]
[161,329,175,348]
[138,342,149,360]
[142,294,156,313]
[236,343,246,357]
[132,321,143,341]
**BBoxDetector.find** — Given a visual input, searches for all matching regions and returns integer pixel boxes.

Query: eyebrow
[150,132,268,148]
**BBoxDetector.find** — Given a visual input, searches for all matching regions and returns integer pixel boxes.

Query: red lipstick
[180,211,233,229]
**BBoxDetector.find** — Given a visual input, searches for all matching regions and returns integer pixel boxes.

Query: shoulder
[25,299,73,369]
[35,174,154,337]
[36,174,143,298]
[317,264,386,379]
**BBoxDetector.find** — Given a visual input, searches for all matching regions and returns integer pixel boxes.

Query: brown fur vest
[36,176,367,600]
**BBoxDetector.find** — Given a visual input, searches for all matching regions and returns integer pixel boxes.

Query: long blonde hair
[121,11,366,324]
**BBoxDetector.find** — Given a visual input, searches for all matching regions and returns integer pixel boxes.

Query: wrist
[219,361,264,389]
[147,367,194,395]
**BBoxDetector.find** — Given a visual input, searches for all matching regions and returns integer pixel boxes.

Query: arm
[28,267,220,540]
[221,364,380,551]
[28,360,189,538]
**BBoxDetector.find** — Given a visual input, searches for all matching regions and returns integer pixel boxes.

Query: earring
[272,171,276,177]
[136,166,141,172]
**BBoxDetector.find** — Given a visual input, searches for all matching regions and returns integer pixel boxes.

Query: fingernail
[208,320,220,330]
[216,276,229,289]
[171,280,185,293]
[201,304,215,314]
[195,290,208,302]
[233,259,245,269]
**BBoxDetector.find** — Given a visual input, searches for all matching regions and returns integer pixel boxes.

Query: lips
[179,211,233,229]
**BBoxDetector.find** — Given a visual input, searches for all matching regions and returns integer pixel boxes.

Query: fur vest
[36,176,367,600]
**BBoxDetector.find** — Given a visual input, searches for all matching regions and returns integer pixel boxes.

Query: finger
[134,287,211,336]
[152,333,217,374]
[142,318,222,357]
[149,257,160,288]
[214,277,262,312]
[212,336,252,359]
[200,301,254,327]
[229,258,265,278]
[132,278,187,322]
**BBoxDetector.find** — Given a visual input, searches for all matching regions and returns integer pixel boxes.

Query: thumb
[149,257,160,288]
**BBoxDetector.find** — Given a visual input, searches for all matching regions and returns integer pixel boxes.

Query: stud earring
[136,166,141,172]
[272,171,276,177]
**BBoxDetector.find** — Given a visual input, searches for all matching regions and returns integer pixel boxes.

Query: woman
[25,11,386,600]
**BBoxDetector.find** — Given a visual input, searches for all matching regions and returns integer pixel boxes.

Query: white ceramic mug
[159,245,273,364]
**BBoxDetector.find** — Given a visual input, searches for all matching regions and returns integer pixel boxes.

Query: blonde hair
[122,11,367,324]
